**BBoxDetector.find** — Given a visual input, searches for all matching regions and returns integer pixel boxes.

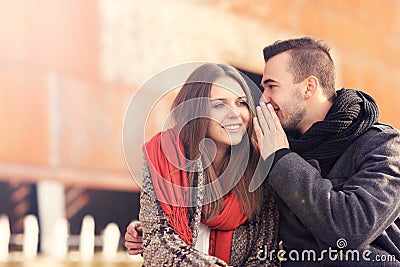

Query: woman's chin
[229,136,246,147]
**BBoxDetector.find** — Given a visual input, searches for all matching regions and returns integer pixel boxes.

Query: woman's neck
[212,147,228,175]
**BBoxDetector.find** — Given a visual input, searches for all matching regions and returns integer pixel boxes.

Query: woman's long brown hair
[170,63,263,221]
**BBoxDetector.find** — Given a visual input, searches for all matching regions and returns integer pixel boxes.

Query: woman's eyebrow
[210,96,246,101]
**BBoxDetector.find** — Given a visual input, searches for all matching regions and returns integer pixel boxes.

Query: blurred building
[0,0,399,252]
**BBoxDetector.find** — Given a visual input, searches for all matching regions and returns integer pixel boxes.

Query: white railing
[0,214,142,264]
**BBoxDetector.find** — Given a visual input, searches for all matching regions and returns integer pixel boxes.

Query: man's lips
[266,102,280,115]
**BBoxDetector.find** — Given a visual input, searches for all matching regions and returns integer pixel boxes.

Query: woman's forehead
[211,77,246,98]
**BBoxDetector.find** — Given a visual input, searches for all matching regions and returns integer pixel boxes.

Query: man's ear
[304,76,319,100]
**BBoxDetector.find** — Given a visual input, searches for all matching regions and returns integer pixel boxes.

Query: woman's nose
[227,106,240,118]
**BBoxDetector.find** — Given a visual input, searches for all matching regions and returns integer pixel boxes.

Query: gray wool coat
[268,123,400,266]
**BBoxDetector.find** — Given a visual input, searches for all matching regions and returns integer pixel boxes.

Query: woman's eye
[213,102,225,108]
[238,101,248,106]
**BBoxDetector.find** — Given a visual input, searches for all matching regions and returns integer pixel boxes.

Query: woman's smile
[223,123,243,132]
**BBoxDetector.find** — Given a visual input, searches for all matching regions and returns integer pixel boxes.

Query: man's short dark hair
[263,37,336,101]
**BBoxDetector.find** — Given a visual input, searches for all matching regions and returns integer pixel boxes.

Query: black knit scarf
[288,88,380,177]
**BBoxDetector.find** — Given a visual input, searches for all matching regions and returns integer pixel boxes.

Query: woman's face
[206,77,250,152]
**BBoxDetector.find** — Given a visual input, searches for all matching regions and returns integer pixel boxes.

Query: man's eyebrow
[260,78,278,86]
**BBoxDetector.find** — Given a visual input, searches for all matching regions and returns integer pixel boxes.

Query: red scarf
[143,129,193,245]
[202,193,247,264]
[143,128,247,264]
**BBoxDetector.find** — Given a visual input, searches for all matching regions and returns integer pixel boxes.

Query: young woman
[139,63,280,266]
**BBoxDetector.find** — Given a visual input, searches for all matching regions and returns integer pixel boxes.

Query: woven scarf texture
[288,88,379,176]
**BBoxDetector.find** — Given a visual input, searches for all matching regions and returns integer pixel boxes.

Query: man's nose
[260,91,271,104]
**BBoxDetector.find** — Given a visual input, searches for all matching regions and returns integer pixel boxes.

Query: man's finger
[127,248,143,255]
[125,241,143,249]
[125,232,132,241]
[125,232,143,242]
[127,223,143,238]
[267,103,284,133]
[256,105,270,133]
[128,221,142,230]
[260,102,274,132]
[253,117,263,152]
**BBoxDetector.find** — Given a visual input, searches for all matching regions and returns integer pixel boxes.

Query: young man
[254,37,400,266]
[125,37,400,266]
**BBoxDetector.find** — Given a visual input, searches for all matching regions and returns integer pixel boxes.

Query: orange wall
[0,0,398,189]
[0,1,137,190]
[216,0,400,126]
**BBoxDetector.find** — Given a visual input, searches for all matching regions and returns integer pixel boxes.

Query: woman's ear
[304,76,319,100]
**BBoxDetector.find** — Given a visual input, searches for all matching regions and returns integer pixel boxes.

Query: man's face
[260,52,306,131]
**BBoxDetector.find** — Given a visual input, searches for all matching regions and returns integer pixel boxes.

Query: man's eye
[268,85,276,89]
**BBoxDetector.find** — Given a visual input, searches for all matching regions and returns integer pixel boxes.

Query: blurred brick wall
[0,1,135,190]
[0,0,399,190]
[211,0,400,126]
